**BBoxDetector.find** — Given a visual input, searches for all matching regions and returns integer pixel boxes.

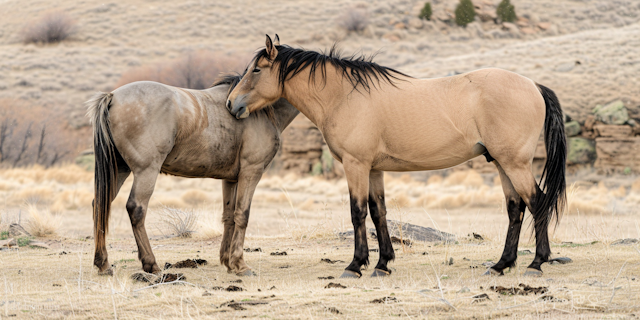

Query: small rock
[202,291,213,296]
[473,233,484,240]
[447,257,454,265]
[549,257,572,264]
[521,27,536,35]
[321,258,344,264]
[518,249,533,256]
[472,293,490,303]
[565,121,581,137]
[458,287,471,293]
[226,285,245,292]
[611,238,639,246]
[394,22,407,29]
[567,137,596,165]
[318,276,335,280]
[270,251,287,256]
[502,22,519,33]
[28,240,49,249]
[593,100,630,125]
[0,238,17,248]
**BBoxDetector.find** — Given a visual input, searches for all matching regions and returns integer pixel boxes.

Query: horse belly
[373,138,484,172]
[161,144,240,180]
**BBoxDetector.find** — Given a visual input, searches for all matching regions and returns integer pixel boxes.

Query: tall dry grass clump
[338,8,369,33]
[115,50,246,89]
[24,204,61,237]
[158,206,198,238]
[21,10,76,44]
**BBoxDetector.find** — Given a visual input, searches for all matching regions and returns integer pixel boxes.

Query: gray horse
[87,75,299,276]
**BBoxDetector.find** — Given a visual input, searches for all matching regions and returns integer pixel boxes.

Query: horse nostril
[226,100,231,110]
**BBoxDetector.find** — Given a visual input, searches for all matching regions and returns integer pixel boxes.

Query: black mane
[254,45,411,92]
[211,73,243,93]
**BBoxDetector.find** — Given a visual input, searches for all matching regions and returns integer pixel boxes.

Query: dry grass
[157,206,198,238]
[181,189,211,207]
[23,203,61,237]
[20,10,76,44]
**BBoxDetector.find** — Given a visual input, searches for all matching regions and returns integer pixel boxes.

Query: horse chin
[237,110,250,119]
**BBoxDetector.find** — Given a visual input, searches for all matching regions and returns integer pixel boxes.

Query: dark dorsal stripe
[254,45,412,93]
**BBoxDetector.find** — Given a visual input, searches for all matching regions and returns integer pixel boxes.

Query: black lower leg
[345,197,369,276]
[368,195,394,273]
[528,188,551,271]
[491,198,526,273]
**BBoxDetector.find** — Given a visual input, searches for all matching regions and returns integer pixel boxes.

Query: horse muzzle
[227,96,250,119]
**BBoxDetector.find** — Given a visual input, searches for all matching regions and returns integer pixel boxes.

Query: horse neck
[281,67,346,130]
[272,99,300,132]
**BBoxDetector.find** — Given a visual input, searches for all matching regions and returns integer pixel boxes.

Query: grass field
[1,165,639,319]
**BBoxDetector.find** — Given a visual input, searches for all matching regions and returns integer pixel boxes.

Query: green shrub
[455,0,476,27]
[17,236,32,247]
[419,3,432,21]
[497,0,517,23]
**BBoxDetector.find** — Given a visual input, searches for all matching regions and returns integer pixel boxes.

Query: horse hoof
[339,270,361,279]
[524,268,543,277]
[371,269,391,277]
[236,269,256,277]
[98,267,113,276]
[482,268,502,276]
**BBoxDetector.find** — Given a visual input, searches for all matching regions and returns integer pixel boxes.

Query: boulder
[537,22,552,31]
[567,137,596,165]
[280,116,324,175]
[408,18,424,29]
[593,125,632,138]
[583,115,596,131]
[501,22,519,33]
[595,137,640,172]
[564,121,581,137]
[593,100,629,125]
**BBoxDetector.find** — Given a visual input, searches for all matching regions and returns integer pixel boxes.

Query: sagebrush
[455,0,476,27]
[21,11,76,44]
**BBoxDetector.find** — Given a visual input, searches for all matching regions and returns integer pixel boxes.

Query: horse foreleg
[228,167,262,276]
[126,167,161,274]
[219,180,237,272]
[368,170,394,277]
[340,156,370,278]
[485,163,526,276]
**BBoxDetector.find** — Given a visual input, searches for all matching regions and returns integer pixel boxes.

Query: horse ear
[265,34,278,61]
[274,34,280,46]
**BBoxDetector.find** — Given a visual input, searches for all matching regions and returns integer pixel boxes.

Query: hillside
[0,0,639,163]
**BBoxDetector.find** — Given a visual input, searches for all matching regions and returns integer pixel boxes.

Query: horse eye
[253,68,261,73]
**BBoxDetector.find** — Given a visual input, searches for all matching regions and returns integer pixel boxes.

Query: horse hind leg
[484,162,526,276]
[126,165,162,274]
[368,170,394,277]
[497,161,550,277]
[219,180,237,272]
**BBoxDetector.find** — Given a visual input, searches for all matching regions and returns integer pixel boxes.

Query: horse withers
[87,75,299,276]
[227,35,566,278]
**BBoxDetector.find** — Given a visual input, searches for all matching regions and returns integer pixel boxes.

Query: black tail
[536,84,567,230]
[86,92,118,260]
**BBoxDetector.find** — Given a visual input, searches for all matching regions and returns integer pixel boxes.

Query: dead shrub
[115,50,246,89]
[158,206,198,238]
[338,8,369,33]
[0,99,82,167]
[21,10,77,44]
[24,204,61,237]
[15,187,53,205]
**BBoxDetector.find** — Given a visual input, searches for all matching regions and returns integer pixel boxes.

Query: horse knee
[126,199,145,226]
[233,210,249,229]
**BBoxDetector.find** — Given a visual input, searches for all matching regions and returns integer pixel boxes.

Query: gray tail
[86,92,118,256]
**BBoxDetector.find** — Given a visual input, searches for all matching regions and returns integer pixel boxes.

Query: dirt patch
[371,297,398,303]
[491,283,548,296]
[157,273,185,283]
[325,282,346,289]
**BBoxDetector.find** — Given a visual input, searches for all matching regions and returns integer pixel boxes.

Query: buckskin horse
[88,75,299,276]
[226,35,566,278]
